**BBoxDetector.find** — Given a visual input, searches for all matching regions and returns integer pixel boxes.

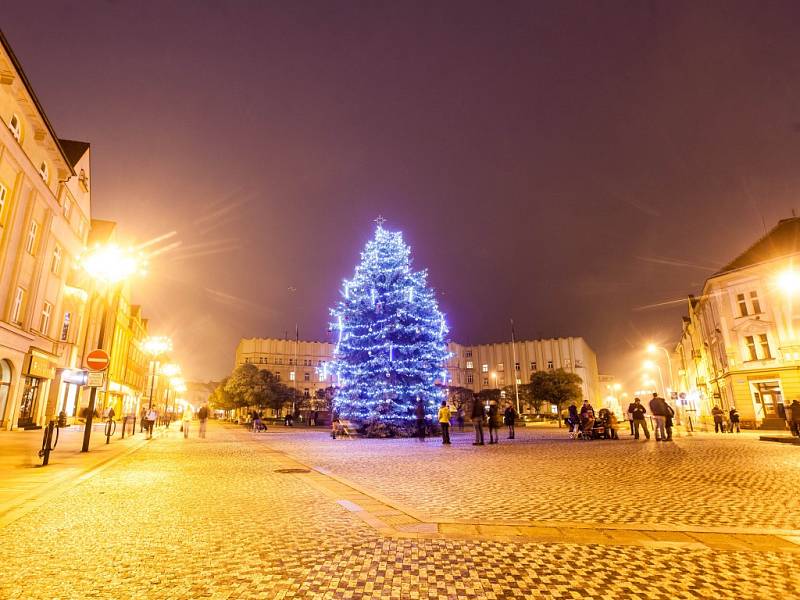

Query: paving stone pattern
[263,428,800,529]
[0,425,798,599]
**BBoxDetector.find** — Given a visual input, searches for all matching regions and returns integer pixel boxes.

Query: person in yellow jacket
[438,400,451,445]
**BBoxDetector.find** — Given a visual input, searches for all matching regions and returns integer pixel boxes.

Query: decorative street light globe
[143,336,173,357]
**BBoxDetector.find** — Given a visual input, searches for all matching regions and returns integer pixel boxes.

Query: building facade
[235,335,601,409]
[672,217,800,429]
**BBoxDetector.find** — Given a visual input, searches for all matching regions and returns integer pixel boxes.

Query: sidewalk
[0,422,150,524]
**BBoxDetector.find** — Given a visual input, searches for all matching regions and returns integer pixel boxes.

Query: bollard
[121,415,128,439]
[38,420,59,466]
[104,418,117,444]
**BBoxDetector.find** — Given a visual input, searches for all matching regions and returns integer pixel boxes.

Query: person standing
[728,407,741,433]
[789,399,800,437]
[198,403,209,439]
[471,395,485,446]
[487,399,500,444]
[456,406,465,432]
[649,392,668,441]
[711,405,725,433]
[567,403,580,434]
[503,403,517,439]
[629,398,650,440]
[626,403,634,436]
[664,401,675,441]
[139,405,147,433]
[146,407,157,439]
[182,405,192,439]
[438,401,451,445]
[415,398,426,442]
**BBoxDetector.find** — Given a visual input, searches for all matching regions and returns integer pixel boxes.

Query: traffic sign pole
[82,299,109,452]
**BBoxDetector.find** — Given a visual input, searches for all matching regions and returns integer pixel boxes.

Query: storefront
[17,353,55,429]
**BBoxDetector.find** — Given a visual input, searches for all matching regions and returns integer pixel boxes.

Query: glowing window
[40,301,52,334]
[0,183,6,223]
[39,161,49,184]
[52,245,62,275]
[11,287,24,323]
[8,114,21,141]
[25,221,38,254]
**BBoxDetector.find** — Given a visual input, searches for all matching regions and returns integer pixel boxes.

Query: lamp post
[143,336,172,415]
[647,344,675,391]
[80,243,145,453]
[643,360,666,395]
[161,363,181,425]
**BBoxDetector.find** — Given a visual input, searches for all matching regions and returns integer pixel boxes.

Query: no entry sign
[86,349,110,372]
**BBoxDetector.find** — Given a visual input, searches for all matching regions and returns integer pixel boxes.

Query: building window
[750,291,761,314]
[564,359,571,368]
[465,350,472,358]
[466,373,474,384]
[530,361,537,371]
[318,372,325,382]
[516,378,522,385]
[25,220,38,254]
[304,372,310,382]
[51,245,62,276]
[515,362,520,371]
[744,336,757,361]
[0,183,7,224]
[466,360,473,369]
[759,334,772,359]
[547,360,554,369]
[481,364,488,373]
[303,388,310,397]
[8,114,21,141]
[289,371,295,381]
[482,377,489,387]
[275,372,281,382]
[77,218,86,240]
[737,294,748,317]
[60,312,71,341]
[39,161,49,184]
[40,301,52,334]
[63,198,72,220]
[11,287,24,323]
[575,359,583,368]
[497,363,504,372]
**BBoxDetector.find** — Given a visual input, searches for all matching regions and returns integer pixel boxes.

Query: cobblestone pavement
[262,427,800,530]
[0,423,797,599]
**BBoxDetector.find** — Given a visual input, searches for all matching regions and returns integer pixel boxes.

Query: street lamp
[79,243,145,452]
[143,336,173,412]
[642,360,666,395]
[646,343,675,391]
[777,268,800,295]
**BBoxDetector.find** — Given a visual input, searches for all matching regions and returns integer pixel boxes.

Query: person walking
[487,399,500,444]
[626,403,634,436]
[139,405,147,433]
[728,407,741,433]
[145,407,157,439]
[182,405,192,439]
[789,399,800,437]
[198,403,209,438]
[471,395,485,446]
[629,398,650,440]
[649,392,668,441]
[711,405,726,433]
[415,398,426,442]
[456,406,465,432]
[503,403,517,439]
[438,401,451,445]
[664,401,675,441]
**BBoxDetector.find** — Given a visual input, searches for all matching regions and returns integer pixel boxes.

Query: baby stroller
[578,416,606,440]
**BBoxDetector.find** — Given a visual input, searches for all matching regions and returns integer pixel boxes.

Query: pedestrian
[609,412,620,440]
[415,398,426,442]
[729,407,741,433]
[456,406,465,432]
[488,399,500,444]
[649,392,668,441]
[629,398,650,440]
[664,401,675,441]
[438,400,451,445]
[711,405,726,433]
[567,403,580,434]
[146,407,157,439]
[471,395,485,445]
[197,403,209,438]
[139,405,147,433]
[182,405,192,438]
[626,403,634,436]
[106,406,116,422]
[503,403,517,439]
[789,399,800,437]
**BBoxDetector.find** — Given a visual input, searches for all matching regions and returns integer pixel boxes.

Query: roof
[58,139,90,168]
[712,217,800,277]
[0,29,75,176]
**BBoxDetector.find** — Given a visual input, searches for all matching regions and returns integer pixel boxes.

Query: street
[0,423,798,599]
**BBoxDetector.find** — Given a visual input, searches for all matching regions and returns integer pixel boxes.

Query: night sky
[5,1,800,386]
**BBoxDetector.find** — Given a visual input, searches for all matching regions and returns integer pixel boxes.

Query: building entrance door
[751,381,782,419]
[17,376,41,428]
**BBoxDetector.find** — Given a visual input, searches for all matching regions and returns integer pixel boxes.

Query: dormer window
[8,114,21,141]
[39,161,49,183]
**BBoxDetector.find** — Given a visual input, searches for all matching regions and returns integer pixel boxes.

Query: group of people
[565,401,621,440]
[421,397,518,445]
[139,404,209,439]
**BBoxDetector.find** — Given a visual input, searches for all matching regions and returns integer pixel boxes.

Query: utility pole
[510,319,520,414]
[81,293,108,452]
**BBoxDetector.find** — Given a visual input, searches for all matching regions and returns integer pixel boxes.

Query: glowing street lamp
[642,360,665,394]
[777,268,800,296]
[646,343,675,390]
[79,243,145,453]
[143,336,173,410]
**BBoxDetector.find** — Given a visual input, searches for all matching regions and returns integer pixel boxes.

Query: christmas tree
[329,220,450,436]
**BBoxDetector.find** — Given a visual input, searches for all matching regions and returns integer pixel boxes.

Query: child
[609,413,620,440]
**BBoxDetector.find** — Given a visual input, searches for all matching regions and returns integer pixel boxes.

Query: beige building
[235,335,601,409]
[0,31,92,429]
[672,217,800,429]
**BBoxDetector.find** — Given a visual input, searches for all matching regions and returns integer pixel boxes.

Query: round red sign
[86,349,110,371]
